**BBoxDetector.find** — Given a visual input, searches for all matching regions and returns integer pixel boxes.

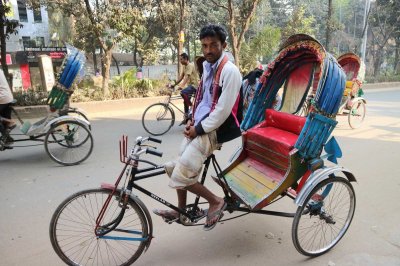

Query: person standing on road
[153,24,242,231]
[175,53,199,123]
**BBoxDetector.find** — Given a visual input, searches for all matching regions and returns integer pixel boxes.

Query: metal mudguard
[294,165,356,207]
[44,115,91,132]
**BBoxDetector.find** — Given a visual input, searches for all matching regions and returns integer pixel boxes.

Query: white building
[7,0,50,51]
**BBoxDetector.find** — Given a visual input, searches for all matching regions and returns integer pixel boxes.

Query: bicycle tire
[292,177,356,256]
[141,103,175,136]
[348,100,366,129]
[44,120,93,166]
[49,188,149,266]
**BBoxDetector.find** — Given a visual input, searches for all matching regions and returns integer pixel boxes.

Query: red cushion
[247,127,299,155]
[264,109,306,135]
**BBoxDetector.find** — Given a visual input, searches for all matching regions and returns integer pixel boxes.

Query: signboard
[24,47,67,63]
[38,55,55,91]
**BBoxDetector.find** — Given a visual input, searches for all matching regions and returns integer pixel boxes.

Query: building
[5,0,66,91]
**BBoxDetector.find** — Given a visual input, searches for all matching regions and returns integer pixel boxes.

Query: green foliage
[13,90,48,106]
[281,5,316,41]
[240,25,281,73]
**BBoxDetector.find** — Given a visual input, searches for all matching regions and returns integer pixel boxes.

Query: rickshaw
[336,53,367,129]
[0,45,93,166]
[49,34,356,265]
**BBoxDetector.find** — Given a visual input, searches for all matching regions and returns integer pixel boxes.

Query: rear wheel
[50,188,149,266]
[292,177,356,256]
[142,103,175,136]
[348,100,366,129]
[64,110,91,130]
[45,120,93,166]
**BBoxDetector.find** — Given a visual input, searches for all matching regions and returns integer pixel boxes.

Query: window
[17,0,28,22]
[22,36,31,48]
[36,37,45,47]
[33,7,42,22]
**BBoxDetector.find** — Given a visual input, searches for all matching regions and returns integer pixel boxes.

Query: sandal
[152,209,179,223]
[203,202,227,231]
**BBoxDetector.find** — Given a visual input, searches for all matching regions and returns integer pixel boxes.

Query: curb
[14,82,400,119]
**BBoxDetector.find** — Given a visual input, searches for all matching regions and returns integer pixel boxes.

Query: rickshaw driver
[153,24,242,230]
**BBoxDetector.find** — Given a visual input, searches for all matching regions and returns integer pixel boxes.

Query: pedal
[163,217,179,224]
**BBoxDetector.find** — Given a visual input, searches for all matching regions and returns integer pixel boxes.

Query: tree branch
[210,0,228,10]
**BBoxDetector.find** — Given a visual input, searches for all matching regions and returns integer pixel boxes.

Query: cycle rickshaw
[0,45,93,166]
[49,34,356,265]
[336,52,367,129]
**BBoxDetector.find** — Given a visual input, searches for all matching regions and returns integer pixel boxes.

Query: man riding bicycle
[174,53,199,124]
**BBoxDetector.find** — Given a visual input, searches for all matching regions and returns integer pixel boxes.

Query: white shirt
[0,70,13,104]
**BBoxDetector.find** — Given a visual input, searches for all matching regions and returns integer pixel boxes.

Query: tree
[34,0,142,96]
[240,25,280,73]
[0,0,22,89]
[210,0,262,68]
[369,0,400,76]
[281,4,316,41]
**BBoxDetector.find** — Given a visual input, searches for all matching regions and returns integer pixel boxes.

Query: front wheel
[348,100,366,129]
[292,177,356,257]
[142,103,175,136]
[44,120,93,166]
[49,188,150,266]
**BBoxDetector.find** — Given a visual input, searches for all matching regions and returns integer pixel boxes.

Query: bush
[13,89,48,106]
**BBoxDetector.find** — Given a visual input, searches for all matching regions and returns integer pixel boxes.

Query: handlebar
[148,136,162,144]
[146,148,163,157]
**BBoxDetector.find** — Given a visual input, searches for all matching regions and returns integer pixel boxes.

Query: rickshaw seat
[222,109,307,209]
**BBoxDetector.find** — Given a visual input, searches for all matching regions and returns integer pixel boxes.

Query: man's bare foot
[153,209,179,223]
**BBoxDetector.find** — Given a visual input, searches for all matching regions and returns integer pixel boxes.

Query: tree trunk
[177,0,185,77]
[325,0,333,51]
[112,54,120,75]
[373,48,382,77]
[394,41,399,74]
[100,47,105,76]
[133,37,138,67]
[92,46,97,74]
[102,49,112,96]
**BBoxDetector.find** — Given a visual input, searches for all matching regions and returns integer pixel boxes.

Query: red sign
[0,54,12,65]
[50,52,66,59]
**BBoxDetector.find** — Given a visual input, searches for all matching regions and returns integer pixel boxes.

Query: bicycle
[141,85,194,136]
[50,133,356,265]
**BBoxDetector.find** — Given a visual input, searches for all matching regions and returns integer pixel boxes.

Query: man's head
[199,24,227,64]
[179,53,189,65]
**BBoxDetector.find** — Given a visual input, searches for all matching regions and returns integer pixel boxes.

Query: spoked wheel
[141,103,175,136]
[292,177,356,256]
[44,120,93,166]
[348,100,366,129]
[50,188,149,266]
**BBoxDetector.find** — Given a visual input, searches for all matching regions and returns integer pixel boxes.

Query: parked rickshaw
[336,52,366,129]
[0,45,93,166]
[49,34,356,265]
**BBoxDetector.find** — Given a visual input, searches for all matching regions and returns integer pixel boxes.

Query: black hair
[180,53,189,60]
[199,24,227,43]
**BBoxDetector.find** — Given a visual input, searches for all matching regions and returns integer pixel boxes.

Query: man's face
[201,36,226,64]
[179,56,188,65]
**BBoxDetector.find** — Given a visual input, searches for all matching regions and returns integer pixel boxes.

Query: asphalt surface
[0,86,399,266]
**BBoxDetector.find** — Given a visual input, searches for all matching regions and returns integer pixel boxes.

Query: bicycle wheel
[45,120,93,166]
[65,110,91,130]
[348,100,366,129]
[50,188,149,266]
[142,103,175,136]
[292,177,356,257]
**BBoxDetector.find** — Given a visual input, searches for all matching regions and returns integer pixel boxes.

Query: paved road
[1,87,399,266]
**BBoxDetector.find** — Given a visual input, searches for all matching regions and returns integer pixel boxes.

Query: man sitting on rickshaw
[153,24,242,231]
